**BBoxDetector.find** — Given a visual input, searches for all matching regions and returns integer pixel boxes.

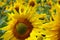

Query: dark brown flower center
[16,23,28,35]
[13,18,33,40]
[29,1,35,7]
[58,1,60,4]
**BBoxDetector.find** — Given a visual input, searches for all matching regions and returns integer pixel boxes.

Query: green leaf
[0,30,6,37]
[52,0,57,3]
[36,0,41,4]
[25,0,29,3]
[43,0,46,3]
[46,15,50,21]
[4,16,8,22]
[53,9,56,14]
[5,0,11,5]
[36,9,41,14]
[13,0,16,2]
[42,8,51,15]
[0,38,4,40]
[0,7,3,13]
[45,5,51,9]
[0,19,7,28]
[7,0,10,3]
[4,10,10,14]
[0,0,4,2]
[36,6,42,14]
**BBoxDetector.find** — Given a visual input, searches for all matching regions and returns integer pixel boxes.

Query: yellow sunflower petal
[1,30,13,40]
[10,36,19,40]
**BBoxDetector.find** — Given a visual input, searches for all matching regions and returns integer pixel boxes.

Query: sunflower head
[12,18,33,39]
[0,0,59,40]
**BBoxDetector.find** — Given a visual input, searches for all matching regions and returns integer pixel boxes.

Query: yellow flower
[0,0,59,40]
[0,2,4,6]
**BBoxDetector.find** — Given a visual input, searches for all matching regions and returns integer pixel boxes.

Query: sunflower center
[16,23,27,35]
[29,1,35,7]
[59,1,60,4]
[13,19,33,40]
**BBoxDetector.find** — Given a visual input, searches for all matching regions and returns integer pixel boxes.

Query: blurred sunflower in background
[0,0,60,40]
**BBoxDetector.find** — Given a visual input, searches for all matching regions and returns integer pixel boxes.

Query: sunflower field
[0,0,60,40]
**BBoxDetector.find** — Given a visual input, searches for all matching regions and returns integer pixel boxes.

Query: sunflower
[0,0,60,40]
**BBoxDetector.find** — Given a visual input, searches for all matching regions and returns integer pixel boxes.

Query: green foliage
[36,0,41,4]
[0,38,4,40]
[0,0,4,2]
[25,0,29,3]
[53,9,56,14]
[43,0,46,3]
[0,30,6,37]
[0,19,7,28]
[0,7,8,28]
